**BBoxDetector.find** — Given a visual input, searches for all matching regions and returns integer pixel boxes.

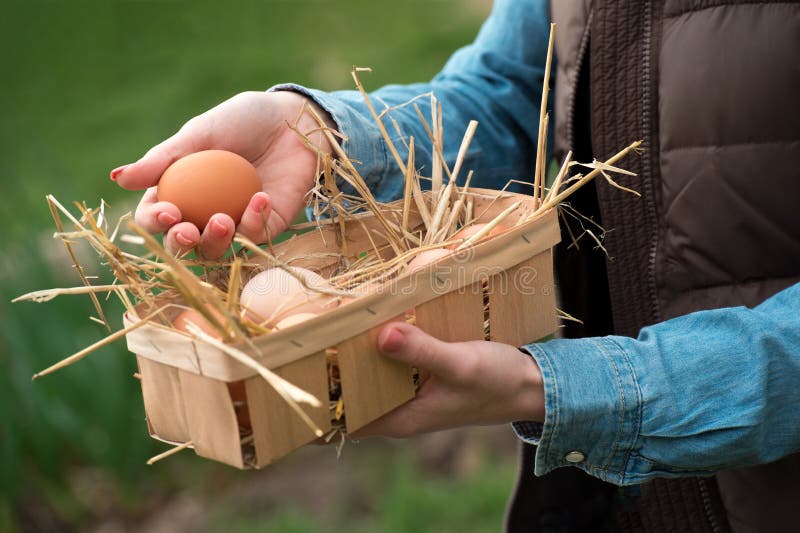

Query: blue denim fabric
[269,0,800,484]
[270,0,551,199]
[516,283,800,485]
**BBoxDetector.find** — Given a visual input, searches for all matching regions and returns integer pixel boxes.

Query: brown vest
[509,1,800,532]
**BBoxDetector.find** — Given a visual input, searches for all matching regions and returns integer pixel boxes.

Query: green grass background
[0,1,525,532]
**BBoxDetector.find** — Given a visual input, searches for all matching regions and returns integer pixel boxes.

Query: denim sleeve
[515,282,800,486]
[268,0,551,202]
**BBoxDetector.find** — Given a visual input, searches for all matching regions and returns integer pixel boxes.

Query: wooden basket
[124,188,560,469]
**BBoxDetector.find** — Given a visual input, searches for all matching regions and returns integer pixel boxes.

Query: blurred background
[0,1,533,532]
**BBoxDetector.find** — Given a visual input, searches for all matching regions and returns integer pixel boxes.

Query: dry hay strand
[15,22,644,462]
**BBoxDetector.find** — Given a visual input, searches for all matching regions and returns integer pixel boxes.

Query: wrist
[300,97,337,154]
[516,348,545,422]
[272,90,337,155]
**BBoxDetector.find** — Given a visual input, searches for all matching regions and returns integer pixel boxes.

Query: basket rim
[125,191,560,381]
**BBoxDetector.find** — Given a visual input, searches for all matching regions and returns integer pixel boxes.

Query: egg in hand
[157,150,262,228]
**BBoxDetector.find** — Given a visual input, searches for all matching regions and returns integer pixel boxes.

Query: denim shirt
[270,0,800,485]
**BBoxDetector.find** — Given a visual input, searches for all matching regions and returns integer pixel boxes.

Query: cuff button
[565,451,585,463]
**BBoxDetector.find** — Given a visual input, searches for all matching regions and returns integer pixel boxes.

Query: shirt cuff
[267,83,396,201]
[511,420,544,445]
[518,337,643,485]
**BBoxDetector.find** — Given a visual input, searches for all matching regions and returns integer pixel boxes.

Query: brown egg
[157,150,261,228]
[274,312,318,330]
[446,223,507,249]
[405,248,453,274]
[172,305,226,340]
[240,267,333,323]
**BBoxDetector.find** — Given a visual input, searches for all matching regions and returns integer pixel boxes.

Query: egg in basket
[15,57,641,468]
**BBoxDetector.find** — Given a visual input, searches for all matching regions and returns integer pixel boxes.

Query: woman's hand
[112,90,334,258]
[354,322,546,439]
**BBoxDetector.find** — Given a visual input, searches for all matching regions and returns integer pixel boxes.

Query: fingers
[112,118,210,190]
[352,381,448,439]
[377,322,468,380]
[134,187,183,234]
[197,214,236,259]
[161,215,239,259]
[236,192,273,241]
[136,189,271,259]
[188,193,272,259]
[164,222,201,255]
[352,403,423,439]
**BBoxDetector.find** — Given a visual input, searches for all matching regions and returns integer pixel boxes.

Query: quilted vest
[508,2,800,532]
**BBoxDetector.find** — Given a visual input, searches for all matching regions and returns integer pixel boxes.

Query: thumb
[377,322,465,379]
[112,120,211,190]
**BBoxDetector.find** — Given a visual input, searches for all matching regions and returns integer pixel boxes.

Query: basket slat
[488,249,557,346]
[414,282,485,343]
[124,190,561,469]
[245,351,331,467]
[177,371,244,468]
[125,206,560,382]
[137,356,190,443]
[337,319,416,432]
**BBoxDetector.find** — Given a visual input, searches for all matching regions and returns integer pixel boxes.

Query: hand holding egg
[156,150,262,230]
[111,91,337,258]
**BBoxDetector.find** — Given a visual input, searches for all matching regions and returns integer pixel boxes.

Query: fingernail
[175,233,194,247]
[380,327,405,353]
[110,164,130,181]
[209,219,228,238]
[157,212,178,226]
[249,194,268,212]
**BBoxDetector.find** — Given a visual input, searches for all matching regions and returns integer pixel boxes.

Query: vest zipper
[643,2,717,526]
[698,477,723,533]
[641,0,662,325]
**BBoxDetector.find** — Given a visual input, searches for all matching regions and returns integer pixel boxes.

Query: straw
[183,322,324,437]
[18,21,647,462]
[533,24,556,204]
[147,441,193,466]
[32,306,168,380]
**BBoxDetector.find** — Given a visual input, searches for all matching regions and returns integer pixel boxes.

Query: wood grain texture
[488,249,558,346]
[126,207,560,381]
[245,352,331,467]
[124,189,562,469]
[137,355,190,444]
[177,370,243,468]
[414,281,485,342]
[337,320,416,432]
